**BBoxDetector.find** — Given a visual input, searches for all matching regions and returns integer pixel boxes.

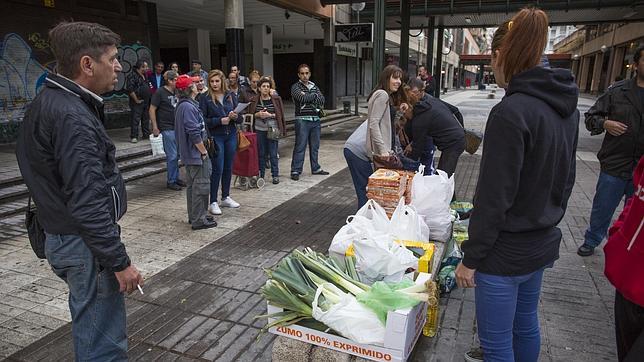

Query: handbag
[267,120,281,140]
[237,130,251,152]
[464,129,483,155]
[204,125,218,158]
[25,196,46,259]
[372,154,403,170]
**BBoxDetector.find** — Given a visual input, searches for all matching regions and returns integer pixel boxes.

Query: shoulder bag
[25,196,46,259]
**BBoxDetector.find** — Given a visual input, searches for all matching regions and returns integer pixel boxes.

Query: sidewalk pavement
[1,89,618,361]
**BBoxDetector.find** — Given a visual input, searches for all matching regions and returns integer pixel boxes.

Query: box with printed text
[267,273,431,362]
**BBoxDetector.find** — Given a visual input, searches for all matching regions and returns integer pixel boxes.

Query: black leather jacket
[585,78,644,179]
[16,74,130,272]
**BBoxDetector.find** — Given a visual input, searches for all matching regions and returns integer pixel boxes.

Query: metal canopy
[321,0,644,28]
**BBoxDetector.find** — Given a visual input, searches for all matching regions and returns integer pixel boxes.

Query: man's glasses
[299,72,310,75]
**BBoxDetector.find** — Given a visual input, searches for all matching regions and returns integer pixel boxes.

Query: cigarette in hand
[137,284,144,295]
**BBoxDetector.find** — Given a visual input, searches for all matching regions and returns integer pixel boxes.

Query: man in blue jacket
[16,21,143,360]
[290,64,328,180]
[174,74,217,230]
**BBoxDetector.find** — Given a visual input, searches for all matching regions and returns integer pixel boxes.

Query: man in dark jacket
[126,59,152,143]
[418,65,436,96]
[578,45,644,256]
[407,78,465,176]
[148,60,165,93]
[290,64,328,180]
[15,21,143,360]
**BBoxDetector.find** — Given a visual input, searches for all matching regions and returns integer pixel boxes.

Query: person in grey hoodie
[174,74,217,230]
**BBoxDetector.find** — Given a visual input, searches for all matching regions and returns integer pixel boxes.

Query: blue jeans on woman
[475,266,547,362]
[44,233,127,361]
[257,130,279,178]
[343,148,373,210]
[161,130,180,185]
[210,131,237,203]
[583,171,634,249]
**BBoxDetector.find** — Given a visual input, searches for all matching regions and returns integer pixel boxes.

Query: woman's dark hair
[133,59,147,70]
[498,8,549,82]
[169,62,180,73]
[368,64,404,103]
[258,77,272,89]
[49,21,121,78]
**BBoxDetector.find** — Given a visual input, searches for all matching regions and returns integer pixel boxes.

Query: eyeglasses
[299,72,310,75]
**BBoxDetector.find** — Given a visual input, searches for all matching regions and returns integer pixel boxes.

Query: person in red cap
[174,74,217,229]
[604,155,644,361]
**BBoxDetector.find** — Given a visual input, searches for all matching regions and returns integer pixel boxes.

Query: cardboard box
[268,274,429,362]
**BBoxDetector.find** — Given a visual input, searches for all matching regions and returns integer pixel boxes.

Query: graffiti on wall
[0,32,152,120]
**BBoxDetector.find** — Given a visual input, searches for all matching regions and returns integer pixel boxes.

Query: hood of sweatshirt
[506,66,579,118]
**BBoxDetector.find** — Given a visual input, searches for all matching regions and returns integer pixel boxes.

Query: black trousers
[615,290,644,361]
[130,101,150,139]
[437,145,463,177]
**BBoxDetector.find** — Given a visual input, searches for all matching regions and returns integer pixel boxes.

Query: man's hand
[114,265,143,294]
[604,120,628,136]
[152,127,160,137]
[455,262,476,288]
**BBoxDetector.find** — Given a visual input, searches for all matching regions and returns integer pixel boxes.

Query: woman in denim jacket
[199,69,240,216]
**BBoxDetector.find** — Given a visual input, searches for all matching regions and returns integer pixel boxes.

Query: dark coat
[248,94,287,136]
[15,73,130,272]
[585,78,644,179]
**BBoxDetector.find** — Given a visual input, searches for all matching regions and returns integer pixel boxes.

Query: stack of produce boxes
[366,169,408,217]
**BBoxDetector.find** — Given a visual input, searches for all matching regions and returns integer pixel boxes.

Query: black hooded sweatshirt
[462,67,580,276]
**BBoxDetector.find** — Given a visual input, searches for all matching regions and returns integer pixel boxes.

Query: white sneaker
[208,202,222,215]
[220,196,240,208]
[131,138,138,143]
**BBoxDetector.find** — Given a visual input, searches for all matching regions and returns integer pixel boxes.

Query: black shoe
[167,183,182,191]
[312,169,330,175]
[191,219,217,230]
[291,173,299,181]
[272,177,280,184]
[577,244,595,257]
[175,179,187,187]
[189,215,214,224]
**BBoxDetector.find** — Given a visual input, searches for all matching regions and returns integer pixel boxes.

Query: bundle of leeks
[258,248,430,331]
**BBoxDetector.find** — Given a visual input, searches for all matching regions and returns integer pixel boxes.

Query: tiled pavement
[2,89,619,361]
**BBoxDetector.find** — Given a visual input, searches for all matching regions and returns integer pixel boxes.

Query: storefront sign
[336,44,357,57]
[336,23,373,43]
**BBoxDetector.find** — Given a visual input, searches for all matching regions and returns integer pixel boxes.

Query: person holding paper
[199,69,241,216]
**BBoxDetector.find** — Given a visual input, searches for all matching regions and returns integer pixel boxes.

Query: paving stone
[271,336,313,362]
[199,323,247,360]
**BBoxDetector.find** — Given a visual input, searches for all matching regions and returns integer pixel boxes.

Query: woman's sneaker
[208,202,222,215]
[464,347,484,362]
[220,197,240,208]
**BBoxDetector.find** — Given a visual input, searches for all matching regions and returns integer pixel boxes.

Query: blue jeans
[584,171,634,248]
[210,131,237,203]
[291,119,322,175]
[44,233,127,361]
[161,130,180,184]
[475,267,546,362]
[256,130,279,178]
[343,148,373,210]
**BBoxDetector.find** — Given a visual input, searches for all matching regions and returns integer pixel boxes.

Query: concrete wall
[581,22,644,56]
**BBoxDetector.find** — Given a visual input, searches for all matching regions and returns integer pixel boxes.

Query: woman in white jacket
[365,65,407,158]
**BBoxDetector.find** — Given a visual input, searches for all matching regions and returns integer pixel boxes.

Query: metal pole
[372,0,385,86]
[426,17,435,74]
[400,0,410,72]
[355,11,360,116]
[434,26,444,98]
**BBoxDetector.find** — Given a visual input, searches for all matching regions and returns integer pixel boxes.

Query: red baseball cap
[175,75,201,90]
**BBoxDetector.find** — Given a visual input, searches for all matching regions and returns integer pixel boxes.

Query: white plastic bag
[328,200,390,257]
[353,234,418,284]
[312,284,386,345]
[410,166,455,241]
[390,198,430,242]
[149,134,165,157]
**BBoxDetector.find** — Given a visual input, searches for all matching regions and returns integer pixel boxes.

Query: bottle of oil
[423,281,439,337]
